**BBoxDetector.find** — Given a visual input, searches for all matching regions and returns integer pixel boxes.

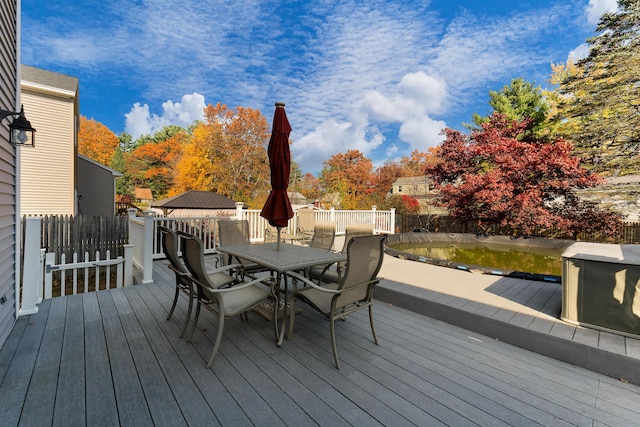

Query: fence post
[390,208,396,234]
[37,249,45,303]
[141,211,155,284]
[44,252,55,299]
[371,205,377,231]
[235,202,244,219]
[123,243,134,286]
[19,217,42,316]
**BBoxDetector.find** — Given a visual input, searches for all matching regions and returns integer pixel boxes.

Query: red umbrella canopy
[260,102,294,228]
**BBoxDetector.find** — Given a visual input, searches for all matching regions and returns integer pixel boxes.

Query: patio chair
[180,231,271,368]
[296,208,315,243]
[217,219,267,277]
[308,221,336,251]
[159,226,236,337]
[288,234,388,369]
[308,223,375,284]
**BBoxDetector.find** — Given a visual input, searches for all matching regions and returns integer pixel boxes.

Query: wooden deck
[1,258,640,426]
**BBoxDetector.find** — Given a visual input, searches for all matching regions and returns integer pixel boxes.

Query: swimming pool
[385,232,574,283]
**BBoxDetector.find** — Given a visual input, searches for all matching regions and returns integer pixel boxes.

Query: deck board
[2,259,640,426]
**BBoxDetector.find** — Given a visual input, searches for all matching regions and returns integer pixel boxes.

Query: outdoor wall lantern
[0,105,36,147]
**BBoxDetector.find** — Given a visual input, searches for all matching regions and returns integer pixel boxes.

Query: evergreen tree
[471,77,549,136]
[550,0,640,175]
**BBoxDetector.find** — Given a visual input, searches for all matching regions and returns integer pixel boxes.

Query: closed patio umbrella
[260,102,294,250]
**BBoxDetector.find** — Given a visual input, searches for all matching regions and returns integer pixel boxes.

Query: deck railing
[128,205,395,284]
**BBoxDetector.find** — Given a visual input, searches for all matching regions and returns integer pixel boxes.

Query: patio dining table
[217,242,346,346]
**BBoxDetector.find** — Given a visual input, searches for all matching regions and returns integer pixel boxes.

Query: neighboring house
[0,0,20,347]
[390,176,432,198]
[19,64,79,215]
[135,187,153,205]
[77,155,122,215]
[577,174,640,221]
[390,176,445,214]
[150,190,238,217]
[287,191,306,204]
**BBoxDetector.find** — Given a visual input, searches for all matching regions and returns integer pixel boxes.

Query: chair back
[341,223,375,253]
[337,234,387,306]
[179,231,214,290]
[264,225,278,243]
[309,222,336,251]
[159,226,189,278]
[218,219,250,246]
[297,209,315,236]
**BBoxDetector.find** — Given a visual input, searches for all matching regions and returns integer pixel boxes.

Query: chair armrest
[201,276,270,293]
[286,271,339,294]
[167,264,190,277]
[205,263,244,275]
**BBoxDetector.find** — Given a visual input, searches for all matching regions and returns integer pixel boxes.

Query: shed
[135,187,154,204]
[151,190,238,217]
[77,155,122,215]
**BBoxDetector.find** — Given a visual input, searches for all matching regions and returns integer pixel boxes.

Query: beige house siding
[19,86,77,215]
[0,0,18,347]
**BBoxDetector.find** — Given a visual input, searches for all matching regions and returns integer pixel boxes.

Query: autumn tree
[550,0,640,174]
[426,114,620,237]
[78,116,120,165]
[172,103,270,205]
[319,150,374,209]
[370,161,405,208]
[471,77,550,135]
[400,149,439,176]
[127,127,187,198]
[298,172,321,201]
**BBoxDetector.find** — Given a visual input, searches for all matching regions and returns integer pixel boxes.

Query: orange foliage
[320,150,374,209]
[171,103,270,203]
[78,116,120,165]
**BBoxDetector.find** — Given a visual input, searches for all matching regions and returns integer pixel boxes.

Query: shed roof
[78,154,122,177]
[151,190,237,209]
[135,188,153,200]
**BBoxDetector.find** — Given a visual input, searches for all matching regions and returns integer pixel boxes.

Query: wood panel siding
[19,90,76,214]
[0,0,17,348]
[77,155,120,215]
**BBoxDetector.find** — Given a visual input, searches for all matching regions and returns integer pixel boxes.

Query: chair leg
[369,305,379,345]
[185,297,202,342]
[166,286,180,320]
[179,286,196,337]
[330,316,340,369]
[206,314,225,368]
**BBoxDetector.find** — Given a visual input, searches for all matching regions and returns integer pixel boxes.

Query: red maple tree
[426,114,620,237]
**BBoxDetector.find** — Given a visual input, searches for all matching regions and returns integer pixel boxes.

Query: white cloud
[587,0,619,25]
[292,71,447,172]
[124,92,205,139]
[566,1,618,64]
[569,43,590,61]
[23,0,596,175]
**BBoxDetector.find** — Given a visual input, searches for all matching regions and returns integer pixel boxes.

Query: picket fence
[43,248,133,299]
[21,214,129,264]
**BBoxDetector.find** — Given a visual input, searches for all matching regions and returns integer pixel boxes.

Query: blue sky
[21,0,618,175]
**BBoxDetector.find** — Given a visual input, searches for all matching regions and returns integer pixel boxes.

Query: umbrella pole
[277,227,281,251]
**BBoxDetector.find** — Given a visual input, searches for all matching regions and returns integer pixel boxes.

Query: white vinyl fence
[128,204,395,284]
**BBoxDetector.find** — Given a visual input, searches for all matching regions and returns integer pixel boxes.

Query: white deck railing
[128,205,395,284]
